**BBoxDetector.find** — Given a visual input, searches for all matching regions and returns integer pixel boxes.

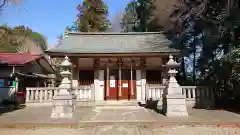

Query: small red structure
[0,52,55,104]
[0,52,42,65]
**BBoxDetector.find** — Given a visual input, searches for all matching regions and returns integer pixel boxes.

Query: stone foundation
[163,95,188,117]
[50,94,76,118]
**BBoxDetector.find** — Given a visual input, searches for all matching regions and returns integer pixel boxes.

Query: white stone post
[162,55,188,117]
[14,76,19,102]
[50,56,76,119]
[48,74,55,87]
[98,70,105,100]
[136,70,142,101]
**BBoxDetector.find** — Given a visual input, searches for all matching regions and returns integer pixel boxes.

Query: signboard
[122,83,128,88]
[110,76,115,88]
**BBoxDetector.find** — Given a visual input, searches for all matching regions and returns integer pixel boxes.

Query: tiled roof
[0,53,42,65]
[46,32,179,54]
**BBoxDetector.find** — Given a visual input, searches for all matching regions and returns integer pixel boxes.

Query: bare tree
[0,0,21,8]
[0,0,7,8]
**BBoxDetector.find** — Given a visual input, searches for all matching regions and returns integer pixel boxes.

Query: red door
[119,80,129,100]
[105,69,118,100]
[119,70,130,100]
[118,69,137,100]
[105,69,136,100]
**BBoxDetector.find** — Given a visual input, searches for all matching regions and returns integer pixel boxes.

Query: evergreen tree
[76,0,111,32]
[121,0,161,32]
[121,1,138,32]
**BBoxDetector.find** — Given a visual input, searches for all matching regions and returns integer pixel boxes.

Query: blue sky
[0,0,131,47]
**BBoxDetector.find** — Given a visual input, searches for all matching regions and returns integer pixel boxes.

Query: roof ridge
[68,31,165,36]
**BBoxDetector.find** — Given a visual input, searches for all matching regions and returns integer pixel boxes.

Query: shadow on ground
[0,100,26,115]
[138,98,162,114]
[190,98,240,115]
[138,97,240,115]
[214,98,240,114]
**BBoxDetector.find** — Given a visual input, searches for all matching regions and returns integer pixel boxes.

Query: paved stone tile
[88,106,157,122]
[0,106,93,123]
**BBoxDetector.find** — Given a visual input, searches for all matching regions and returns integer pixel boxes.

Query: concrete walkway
[1,106,240,135]
[1,106,240,134]
[0,105,240,127]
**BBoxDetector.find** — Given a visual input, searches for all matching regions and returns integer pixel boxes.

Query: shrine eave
[45,32,182,57]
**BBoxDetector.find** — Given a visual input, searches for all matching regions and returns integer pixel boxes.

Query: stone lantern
[58,56,72,94]
[162,55,188,117]
[51,56,76,118]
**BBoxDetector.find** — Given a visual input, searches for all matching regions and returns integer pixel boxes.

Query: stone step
[76,100,145,107]
[94,105,143,110]
[95,100,142,106]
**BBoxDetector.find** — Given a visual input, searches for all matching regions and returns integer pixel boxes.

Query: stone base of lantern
[50,94,76,119]
[163,94,188,117]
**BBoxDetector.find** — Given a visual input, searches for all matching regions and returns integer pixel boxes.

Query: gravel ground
[1,125,240,135]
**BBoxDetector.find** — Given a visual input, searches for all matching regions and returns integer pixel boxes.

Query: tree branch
[0,0,7,8]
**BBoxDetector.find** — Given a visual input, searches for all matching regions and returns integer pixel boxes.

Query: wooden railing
[26,85,94,103]
[146,84,216,108]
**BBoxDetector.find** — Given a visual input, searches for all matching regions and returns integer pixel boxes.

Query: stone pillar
[136,70,142,101]
[71,57,79,88]
[93,58,100,100]
[141,70,146,101]
[162,71,168,86]
[48,74,55,87]
[162,55,188,117]
[161,56,169,86]
[51,78,55,87]
[98,70,105,100]
[14,76,19,101]
[15,76,19,92]
[50,56,76,119]
[140,58,146,103]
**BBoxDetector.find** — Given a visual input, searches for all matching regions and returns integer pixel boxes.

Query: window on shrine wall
[0,78,14,87]
[79,70,94,85]
[0,79,4,87]
[146,70,162,84]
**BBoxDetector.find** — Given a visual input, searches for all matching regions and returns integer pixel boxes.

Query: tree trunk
[180,56,186,84]
[193,35,196,85]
